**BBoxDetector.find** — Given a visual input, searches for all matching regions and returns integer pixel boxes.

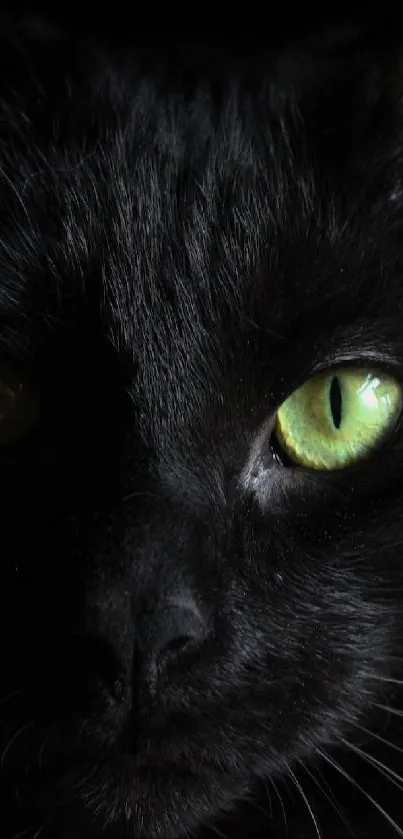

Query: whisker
[0,689,23,707]
[284,761,322,839]
[122,489,166,505]
[1,720,34,771]
[0,163,31,223]
[338,735,403,793]
[38,727,56,773]
[318,747,403,837]
[14,783,22,807]
[244,786,273,822]
[370,675,403,687]
[374,702,403,719]
[268,777,288,837]
[349,719,403,757]
[297,759,355,838]
[206,824,226,839]
[261,781,273,822]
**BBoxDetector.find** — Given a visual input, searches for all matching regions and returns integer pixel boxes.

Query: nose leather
[134,600,207,694]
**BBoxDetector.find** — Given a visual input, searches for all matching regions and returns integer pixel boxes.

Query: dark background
[0,5,392,45]
[1,6,402,838]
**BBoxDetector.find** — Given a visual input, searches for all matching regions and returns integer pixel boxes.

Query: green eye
[274,367,402,470]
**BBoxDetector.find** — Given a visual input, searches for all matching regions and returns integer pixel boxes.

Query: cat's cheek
[239,444,318,516]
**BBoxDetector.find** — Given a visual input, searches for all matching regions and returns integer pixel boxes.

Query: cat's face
[2,25,403,839]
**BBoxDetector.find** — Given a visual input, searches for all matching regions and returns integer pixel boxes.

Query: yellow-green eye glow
[274,368,402,470]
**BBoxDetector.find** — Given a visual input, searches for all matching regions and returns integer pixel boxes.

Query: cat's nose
[133,598,208,695]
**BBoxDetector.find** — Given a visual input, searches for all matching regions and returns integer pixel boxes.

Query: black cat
[2,18,403,839]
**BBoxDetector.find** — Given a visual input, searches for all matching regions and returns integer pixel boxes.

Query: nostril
[162,633,196,660]
[165,635,192,653]
[112,677,126,703]
[134,602,208,687]
[66,633,126,706]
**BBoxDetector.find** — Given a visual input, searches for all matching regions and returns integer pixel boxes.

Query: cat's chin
[51,754,244,839]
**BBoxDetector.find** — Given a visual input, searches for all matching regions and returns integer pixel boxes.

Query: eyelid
[276,356,403,410]
[310,350,402,378]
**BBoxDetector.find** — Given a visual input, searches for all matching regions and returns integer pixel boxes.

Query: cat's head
[2,20,403,839]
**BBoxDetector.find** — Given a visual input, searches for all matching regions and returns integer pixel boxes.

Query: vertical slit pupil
[330,376,342,429]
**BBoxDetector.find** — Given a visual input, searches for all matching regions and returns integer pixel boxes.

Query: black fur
[2,22,403,838]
